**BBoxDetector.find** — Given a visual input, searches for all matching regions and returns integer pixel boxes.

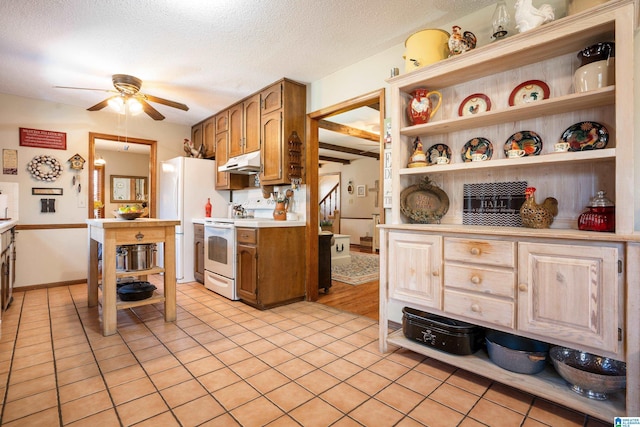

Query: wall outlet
[78,196,86,208]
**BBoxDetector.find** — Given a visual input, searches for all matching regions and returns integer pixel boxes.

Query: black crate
[402,307,484,355]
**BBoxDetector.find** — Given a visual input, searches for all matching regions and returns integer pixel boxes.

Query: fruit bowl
[113,210,144,220]
[550,346,626,400]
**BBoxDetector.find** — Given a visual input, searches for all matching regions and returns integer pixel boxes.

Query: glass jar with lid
[578,191,615,232]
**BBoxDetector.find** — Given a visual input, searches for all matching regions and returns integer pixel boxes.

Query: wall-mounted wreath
[27,155,63,181]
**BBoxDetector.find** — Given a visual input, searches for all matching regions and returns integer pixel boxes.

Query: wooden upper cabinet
[215,128,247,190]
[191,122,203,153]
[261,83,283,115]
[228,94,261,158]
[228,103,243,158]
[214,130,229,189]
[202,117,215,158]
[244,94,261,153]
[259,79,306,186]
[215,110,228,134]
[260,110,283,183]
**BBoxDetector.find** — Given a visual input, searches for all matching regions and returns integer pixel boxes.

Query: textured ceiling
[0,0,498,126]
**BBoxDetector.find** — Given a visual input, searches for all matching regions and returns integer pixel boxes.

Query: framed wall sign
[3,149,17,175]
[32,187,63,196]
[19,127,67,150]
[356,185,366,197]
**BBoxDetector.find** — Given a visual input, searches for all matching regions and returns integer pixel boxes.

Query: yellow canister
[404,29,450,73]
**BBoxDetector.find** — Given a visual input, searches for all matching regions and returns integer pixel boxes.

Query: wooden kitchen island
[87,218,180,336]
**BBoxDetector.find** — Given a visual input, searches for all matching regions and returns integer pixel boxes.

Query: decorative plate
[503,131,543,156]
[461,137,493,162]
[560,121,609,151]
[400,177,449,224]
[426,143,452,165]
[458,93,492,116]
[509,80,550,106]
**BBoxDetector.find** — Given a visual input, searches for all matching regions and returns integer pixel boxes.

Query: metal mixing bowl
[549,346,626,400]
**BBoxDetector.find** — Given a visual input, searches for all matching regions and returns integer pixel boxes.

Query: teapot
[578,191,615,232]
[407,88,442,125]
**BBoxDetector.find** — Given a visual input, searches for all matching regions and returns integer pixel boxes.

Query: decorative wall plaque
[463,181,527,227]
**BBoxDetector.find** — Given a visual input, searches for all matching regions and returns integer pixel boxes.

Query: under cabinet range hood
[217,151,261,174]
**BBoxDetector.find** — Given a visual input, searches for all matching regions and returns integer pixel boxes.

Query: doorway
[305,89,385,308]
[87,132,158,219]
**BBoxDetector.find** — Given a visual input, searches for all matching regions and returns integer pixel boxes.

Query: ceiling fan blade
[142,94,189,111]
[87,98,111,111]
[139,98,165,121]
[54,85,117,94]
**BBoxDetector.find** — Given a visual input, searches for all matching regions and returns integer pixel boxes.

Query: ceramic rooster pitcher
[407,88,443,125]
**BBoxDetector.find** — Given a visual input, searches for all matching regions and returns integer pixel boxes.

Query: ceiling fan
[55,74,189,121]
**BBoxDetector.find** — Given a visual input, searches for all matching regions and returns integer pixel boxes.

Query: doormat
[331,252,379,285]
[463,181,528,227]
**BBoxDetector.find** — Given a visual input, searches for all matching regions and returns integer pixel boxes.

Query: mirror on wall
[110,175,148,203]
[88,132,158,219]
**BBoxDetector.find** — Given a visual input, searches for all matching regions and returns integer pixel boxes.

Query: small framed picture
[32,187,63,196]
[356,185,366,197]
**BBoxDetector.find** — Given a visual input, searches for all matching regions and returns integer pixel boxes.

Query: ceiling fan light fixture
[107,95,125,113]
[127,97,143,115]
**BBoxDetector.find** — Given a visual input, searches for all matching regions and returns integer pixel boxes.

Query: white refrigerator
[158,156,229,283]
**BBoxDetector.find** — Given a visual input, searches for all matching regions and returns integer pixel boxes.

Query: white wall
[0,93,188,287]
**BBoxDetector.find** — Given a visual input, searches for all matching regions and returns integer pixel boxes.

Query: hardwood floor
[317,246,379,321]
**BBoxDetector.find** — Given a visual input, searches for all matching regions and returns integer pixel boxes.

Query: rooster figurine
[514,0,555,33]
[183,138,204,158]
[448,26,477,56]
[520,187,558,229]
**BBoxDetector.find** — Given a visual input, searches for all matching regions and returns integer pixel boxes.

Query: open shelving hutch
[379,0,639,421]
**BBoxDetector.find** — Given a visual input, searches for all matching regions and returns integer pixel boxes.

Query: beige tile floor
[0,279,609,426]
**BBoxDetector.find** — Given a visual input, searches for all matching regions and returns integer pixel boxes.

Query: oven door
[204,223,235,279]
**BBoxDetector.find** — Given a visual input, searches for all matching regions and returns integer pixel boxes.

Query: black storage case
[402,307,484,355]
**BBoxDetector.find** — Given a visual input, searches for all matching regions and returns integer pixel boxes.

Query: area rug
[331,252,379,285]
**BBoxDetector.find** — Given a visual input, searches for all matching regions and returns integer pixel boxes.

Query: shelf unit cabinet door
[518,242,619,353]
[388,231,442,310]
[237,243,258,304]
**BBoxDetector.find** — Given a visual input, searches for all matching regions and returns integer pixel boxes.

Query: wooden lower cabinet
[380,226,628,421]
[236,226,305,309]
[194,224,204,284]
[518,241,620,353]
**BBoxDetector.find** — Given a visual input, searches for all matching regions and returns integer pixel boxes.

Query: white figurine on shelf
[514,0,554,33]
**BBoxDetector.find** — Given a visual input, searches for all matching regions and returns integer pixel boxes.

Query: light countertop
[194,218,305,228]
[0,219,18,234]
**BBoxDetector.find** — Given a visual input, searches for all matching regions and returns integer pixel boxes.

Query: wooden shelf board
[116,292,165,310]
[399,148,615,175]
[400,87,615,138]
[387,330,625,421]
[115,266,164,278]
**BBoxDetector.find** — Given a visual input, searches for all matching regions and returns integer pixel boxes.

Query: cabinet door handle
[470,275,481,285]
[518,283,528,292]
[470,247,481,256]
[432,270,439,277]
[471,304,481,313]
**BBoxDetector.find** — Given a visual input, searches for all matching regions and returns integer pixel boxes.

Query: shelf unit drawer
[444,237,515,268]
[444,289,515,329]
[444,264,516,298]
